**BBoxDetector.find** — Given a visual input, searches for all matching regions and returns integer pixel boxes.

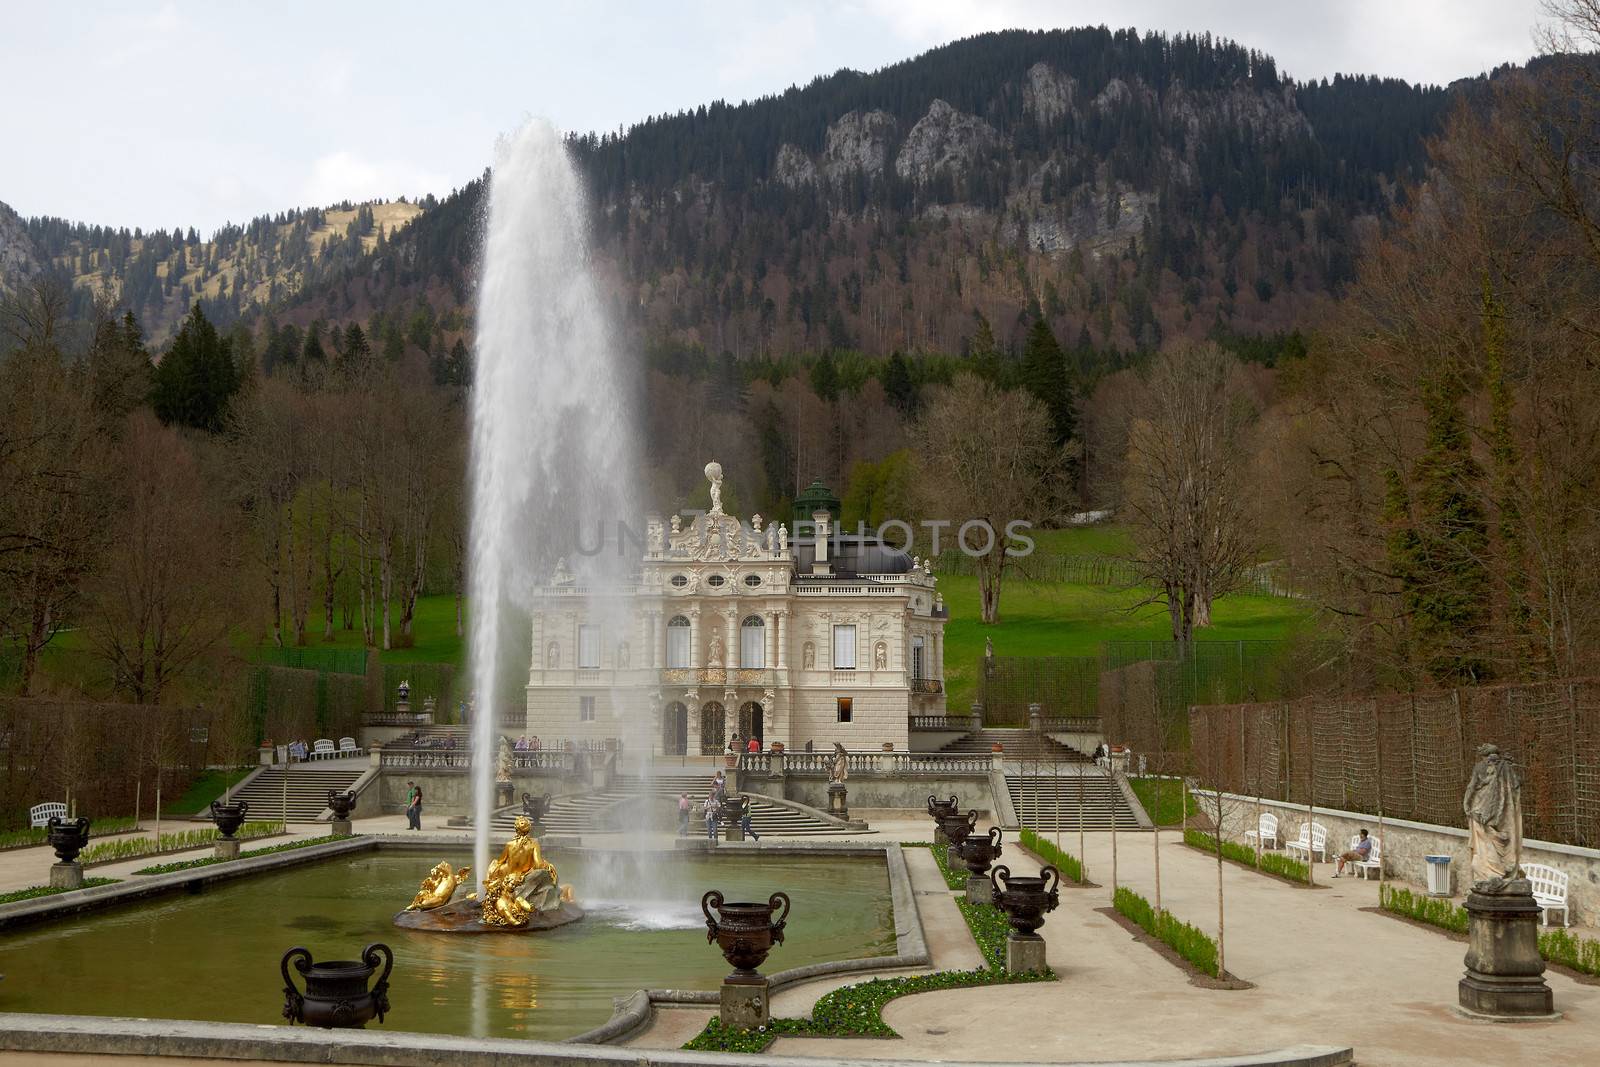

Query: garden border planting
[1183,828,1311,886]
[1105,885,1250,988]
[1374,883,1600,983]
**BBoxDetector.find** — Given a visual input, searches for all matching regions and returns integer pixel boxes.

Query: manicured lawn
[1128,776,1192,826]
[259,594,467,668]
[938,575,1311,710]
[167,768,255,814]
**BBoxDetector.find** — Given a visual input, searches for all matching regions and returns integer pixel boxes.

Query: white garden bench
[311,739,336,759]
[1285,821,1329,863]
[338,736,360,754]
[1349,834,1382,880]
[1523,863,1570,927]
[1244,812,1280,851]
[29,802,67,828]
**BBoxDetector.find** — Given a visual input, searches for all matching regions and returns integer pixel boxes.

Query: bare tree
[911,374,1066,623]
[1124,343,1263,642]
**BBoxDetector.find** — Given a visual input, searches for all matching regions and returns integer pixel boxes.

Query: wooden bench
[1285,820,1329,863]
[1523,863,1570,927]
[1349,834,1382,880]
[1244,812,1280,851]
[29,802,67,829]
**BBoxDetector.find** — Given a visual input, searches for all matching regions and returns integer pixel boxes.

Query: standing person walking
[704,793,721,841]
[677,792,691,837]
[405,781,422,830]
[739,797,760,841]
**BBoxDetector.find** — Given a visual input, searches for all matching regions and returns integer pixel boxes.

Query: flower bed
[0,878,120,905]
[1112,885,1220,978]
[132,834,346,875]
[1183,828,1309,885]
[0,817,140,852]
[80,821,285,867]
[684,894,1053,1051]
[1379,883,1600,978]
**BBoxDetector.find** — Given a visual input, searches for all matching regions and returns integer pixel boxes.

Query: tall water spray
[468,120,639,892]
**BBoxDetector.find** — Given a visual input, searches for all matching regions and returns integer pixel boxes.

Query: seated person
[1333,829,1373,877]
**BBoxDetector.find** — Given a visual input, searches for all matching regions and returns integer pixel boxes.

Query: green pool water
[0,849,894,1040]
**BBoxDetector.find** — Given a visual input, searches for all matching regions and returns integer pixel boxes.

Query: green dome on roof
[792,480,840,526]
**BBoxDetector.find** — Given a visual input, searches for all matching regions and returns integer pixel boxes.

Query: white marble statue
[829,742,849,784]
[707,635,725,669]
[778,524,788,552]
[1464,744,1523,889]
[496,736,514,783]
[705,461,725,516]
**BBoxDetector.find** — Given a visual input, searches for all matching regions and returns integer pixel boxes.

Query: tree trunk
[978,555,1003,624]
[379,534,393,651]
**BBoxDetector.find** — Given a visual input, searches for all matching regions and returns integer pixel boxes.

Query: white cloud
[302,151,451,208]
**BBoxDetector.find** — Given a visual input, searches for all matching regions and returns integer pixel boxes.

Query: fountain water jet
[468,119,640,895]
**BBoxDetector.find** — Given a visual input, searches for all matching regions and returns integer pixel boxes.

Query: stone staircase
[489,772,858,837]
[938,728,1089,761]
[1007,770,1142,830]
[205,759,367,823]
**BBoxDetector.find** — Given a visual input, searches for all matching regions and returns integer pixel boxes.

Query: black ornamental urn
[326,791,356,820]
[521,791,551,824]
[281,943,393,1028]
[957,826,1003,876]
[990,864,1061,938]
[210,799,249,839]
[47,816,91,864]
[702,890,790,980]
[927,794,960,821]
[937,808,979,850]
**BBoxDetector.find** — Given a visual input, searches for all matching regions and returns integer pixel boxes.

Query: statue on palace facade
[705,461,725,516]
[778,524,788,552]
[874,642,888,670]
[1464,744,1523,889]
[496,737,514,783]
[708,634,725,668]
[546,641,559,668]
[617,641,630,668]
[829,742,849,783]
[802,642,815,670]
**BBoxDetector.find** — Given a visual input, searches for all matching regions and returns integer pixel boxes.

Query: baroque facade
[524,463,948,756]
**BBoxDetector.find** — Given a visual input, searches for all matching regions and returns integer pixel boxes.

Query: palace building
[524,462,948,757]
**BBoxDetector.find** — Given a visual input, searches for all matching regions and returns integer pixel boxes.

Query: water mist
[468,119,639,893]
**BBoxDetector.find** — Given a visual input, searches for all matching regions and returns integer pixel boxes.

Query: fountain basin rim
[0,1013,1358,1067]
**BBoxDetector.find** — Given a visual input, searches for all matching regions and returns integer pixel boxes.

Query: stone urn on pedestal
[46,816,91,890]
[936,808,978,862]
[955,826,1003,904]
[927,794,959,847]
[1457,745,1558,1019]
[721,794,748,842]
[210,799,249,861]
[521,792,551,834]
[281,942,393,1028]
[990,863,1060,974]
[327,790,356,836]
[703,889,790,1030]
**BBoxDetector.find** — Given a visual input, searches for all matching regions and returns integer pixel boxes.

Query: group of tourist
[677,771,759,841]
[512,735,543,751]
[724,733,762,755]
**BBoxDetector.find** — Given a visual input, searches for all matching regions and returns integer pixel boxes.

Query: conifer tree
[149,303,239,433]
[1021,317,1074,445]
[882,351,918,415]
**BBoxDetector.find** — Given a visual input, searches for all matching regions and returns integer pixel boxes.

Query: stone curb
[0,1015,1354,1067]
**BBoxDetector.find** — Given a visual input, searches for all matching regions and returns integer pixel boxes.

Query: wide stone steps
[489,774,854,836]
[204,762,366,822]
[1008,773,1141,830]
[939,728,1089,761]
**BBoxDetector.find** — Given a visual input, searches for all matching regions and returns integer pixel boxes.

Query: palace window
[579,696,595,722]
[836,696,853,723]
[708,574,726,587]
[740,615,765,669]
[743,574,762,587]
[912,635,925,680]
[832,624,857,670]
[578,625,600,669]
[670,574,689,587]
[666,615,690,668]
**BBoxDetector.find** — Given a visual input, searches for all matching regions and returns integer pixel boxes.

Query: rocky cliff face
[821,110,898,180]
[894,99,1002,184]
[0,202,40,293]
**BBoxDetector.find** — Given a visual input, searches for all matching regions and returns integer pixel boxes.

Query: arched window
[662,702,688,756]
[740,615,765,669]
[667,616,691,668]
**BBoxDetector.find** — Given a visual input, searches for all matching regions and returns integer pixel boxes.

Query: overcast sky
[0,1,1548,235]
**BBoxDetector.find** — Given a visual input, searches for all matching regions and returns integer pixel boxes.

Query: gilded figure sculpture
[406,861,472,910]
[478,815,574,928]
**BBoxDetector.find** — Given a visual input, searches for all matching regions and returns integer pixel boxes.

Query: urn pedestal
[328,790,356,837]
[827,783,848,821]
[1006,935,1048,974]
[49,862,83,890]
[1458,879,1558,1019]
[991,864,1059,975]
[495,780,514,808]
[331,819,353,837]
[721,977,769,1029]
[214,838,241,861]
[703,889,789,1030]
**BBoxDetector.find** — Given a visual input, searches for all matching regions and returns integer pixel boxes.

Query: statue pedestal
[966,873,993,905]
[719,976,769,1030]
[331,818,353,837]
[49,862,83,890]
[1006,933,1047,975]
[214,838,240,862]
[723,823,744,842]
[495,780,513,808]
[827,783,848,821]
[1458,879,1558,1019]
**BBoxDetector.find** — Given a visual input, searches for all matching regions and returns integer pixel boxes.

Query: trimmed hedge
[0,817,139,852]
[684,895,1053,1051]
[79,821,285,866]
[1378,883,1468,934]
[1539,927,1600,977]
[132,834,348,875]
[1183,828,1309,884]
[1113,885,1220,978]
[1018,829,1086,885]
[0,877,119,904]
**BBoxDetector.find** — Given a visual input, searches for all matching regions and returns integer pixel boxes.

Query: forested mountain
[4,28,1459,356]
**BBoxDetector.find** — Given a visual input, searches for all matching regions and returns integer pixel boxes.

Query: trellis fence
[1188,678,1600,849]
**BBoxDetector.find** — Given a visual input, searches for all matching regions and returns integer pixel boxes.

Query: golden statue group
[395,816,582,932]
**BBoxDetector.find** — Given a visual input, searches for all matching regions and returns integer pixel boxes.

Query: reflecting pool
[0,849,894,1040]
